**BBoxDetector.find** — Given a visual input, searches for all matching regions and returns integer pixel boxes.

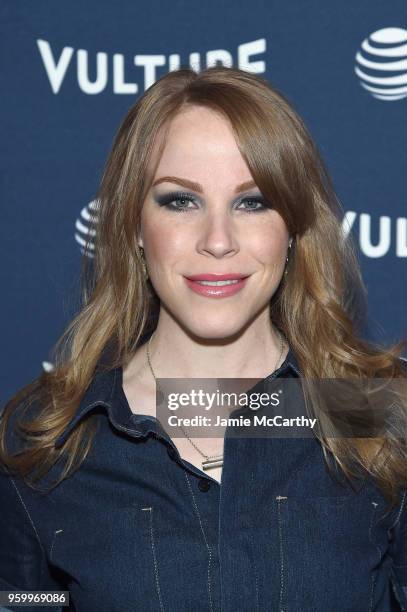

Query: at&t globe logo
[355,27,407,101]
[74,199,99,257]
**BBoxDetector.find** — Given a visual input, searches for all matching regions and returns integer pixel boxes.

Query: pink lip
[185,273,249,281]
[184,275,249,298]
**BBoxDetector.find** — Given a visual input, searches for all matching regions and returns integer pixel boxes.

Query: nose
[197,209,239,259]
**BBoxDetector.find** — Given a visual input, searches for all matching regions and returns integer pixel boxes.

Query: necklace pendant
[202,456,223,471]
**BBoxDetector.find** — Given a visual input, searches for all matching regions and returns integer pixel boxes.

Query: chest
[33,419,400,612]
[123,376,224,484]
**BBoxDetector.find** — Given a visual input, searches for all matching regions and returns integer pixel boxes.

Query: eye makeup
[153,190,273,214]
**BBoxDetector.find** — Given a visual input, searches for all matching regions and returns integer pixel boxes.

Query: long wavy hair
[1,65,406,510]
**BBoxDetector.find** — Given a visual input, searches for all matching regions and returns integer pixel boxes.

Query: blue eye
[155,192,197,213]
[155,191,272,214]
[238,197,269,213]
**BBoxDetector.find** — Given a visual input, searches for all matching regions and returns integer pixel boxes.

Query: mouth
[185,273,250,282]
[183,274,251,298]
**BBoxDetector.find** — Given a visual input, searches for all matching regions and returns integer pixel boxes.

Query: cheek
[143,224,190,272]
[251,233,287,272]
[251,213,289,259]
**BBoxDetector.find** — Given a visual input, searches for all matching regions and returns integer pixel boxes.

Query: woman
[1,66,407,612]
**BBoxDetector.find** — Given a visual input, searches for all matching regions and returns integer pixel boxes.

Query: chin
[182,318,247,342]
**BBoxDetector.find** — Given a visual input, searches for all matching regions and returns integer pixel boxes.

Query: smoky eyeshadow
[154,191,198,206]
[153,190,270,206]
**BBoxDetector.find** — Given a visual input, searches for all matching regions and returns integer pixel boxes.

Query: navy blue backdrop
[1,1,406,403]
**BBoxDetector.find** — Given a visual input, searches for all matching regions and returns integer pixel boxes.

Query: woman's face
[138,105,291,339]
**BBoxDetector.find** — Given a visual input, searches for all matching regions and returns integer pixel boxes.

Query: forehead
[151,106,253,185]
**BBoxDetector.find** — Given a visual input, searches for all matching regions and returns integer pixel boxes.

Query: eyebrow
[152,176,257,194]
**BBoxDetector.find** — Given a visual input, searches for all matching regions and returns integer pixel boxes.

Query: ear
[137,236,144,249]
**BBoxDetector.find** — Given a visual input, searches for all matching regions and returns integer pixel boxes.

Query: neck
[144,313,287,380]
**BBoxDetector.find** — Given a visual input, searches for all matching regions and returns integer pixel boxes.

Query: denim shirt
[1,339,407,612]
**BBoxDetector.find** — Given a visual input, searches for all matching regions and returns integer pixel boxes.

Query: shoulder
[0,381,44,458]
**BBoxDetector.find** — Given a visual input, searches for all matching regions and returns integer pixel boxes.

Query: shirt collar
[54,339,301,449]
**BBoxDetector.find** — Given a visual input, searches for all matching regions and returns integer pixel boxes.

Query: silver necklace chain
[146,329,286,470]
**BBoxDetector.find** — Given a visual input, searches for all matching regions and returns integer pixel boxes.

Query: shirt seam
[9,474,46,588]
[391,489,407,530]
[9,475,45,554]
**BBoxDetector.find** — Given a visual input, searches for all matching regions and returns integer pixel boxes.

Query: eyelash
[155,191,271,214]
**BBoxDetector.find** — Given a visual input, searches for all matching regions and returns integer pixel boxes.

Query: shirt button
[198,479,211,492]
[167,446,178,460]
